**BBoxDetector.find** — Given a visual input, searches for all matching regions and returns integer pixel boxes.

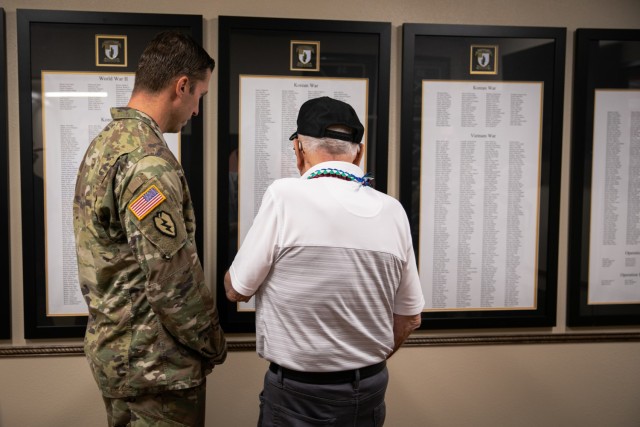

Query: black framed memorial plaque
[217,16,391,332]
[18,9,205,338]
[567,29,640,326]
[400,24,565,329]
[0,8,10,340]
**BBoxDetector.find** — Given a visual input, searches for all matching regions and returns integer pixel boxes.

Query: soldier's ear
[175,76,189,96]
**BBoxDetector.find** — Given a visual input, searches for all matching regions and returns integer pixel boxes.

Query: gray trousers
[258,366,388,427]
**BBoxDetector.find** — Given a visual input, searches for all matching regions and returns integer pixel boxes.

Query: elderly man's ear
[293,138,306,174]
[352,144,364,166]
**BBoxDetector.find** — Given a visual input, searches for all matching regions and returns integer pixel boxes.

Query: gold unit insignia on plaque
[290,41,320,72]
[470,45,498,75]
[96,35,128,67]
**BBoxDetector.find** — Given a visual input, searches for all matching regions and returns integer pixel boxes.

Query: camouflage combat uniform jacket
[73,107,227,398]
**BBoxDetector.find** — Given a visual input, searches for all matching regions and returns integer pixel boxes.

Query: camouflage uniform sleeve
[119,155,226,365]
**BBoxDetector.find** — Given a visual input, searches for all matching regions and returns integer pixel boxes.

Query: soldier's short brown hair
[133,30,215,94]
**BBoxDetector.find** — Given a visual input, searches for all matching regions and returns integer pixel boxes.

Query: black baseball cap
[289,96,364,143]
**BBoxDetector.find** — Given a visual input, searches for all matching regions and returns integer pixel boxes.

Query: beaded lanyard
[307,168,374,187]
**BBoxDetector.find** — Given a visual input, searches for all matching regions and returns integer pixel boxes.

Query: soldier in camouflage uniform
[73,31,227,427]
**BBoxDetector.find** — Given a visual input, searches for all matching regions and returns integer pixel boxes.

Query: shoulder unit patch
[129,184,166,220]
[154,211,177,237]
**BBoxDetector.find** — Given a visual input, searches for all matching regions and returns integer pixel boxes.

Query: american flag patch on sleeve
[128,185,166,220]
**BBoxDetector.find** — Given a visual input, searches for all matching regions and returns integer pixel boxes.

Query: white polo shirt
[229,161,424,372]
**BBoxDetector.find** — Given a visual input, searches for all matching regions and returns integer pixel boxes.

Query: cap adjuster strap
[323,129,356,142]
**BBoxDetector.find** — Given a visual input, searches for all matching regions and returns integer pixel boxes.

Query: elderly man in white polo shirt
[224,96,424,427]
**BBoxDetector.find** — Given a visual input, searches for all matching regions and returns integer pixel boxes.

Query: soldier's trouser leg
[102,381,206,427]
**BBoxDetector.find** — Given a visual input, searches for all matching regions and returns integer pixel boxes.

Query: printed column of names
[420,81,542,311]
[589,90,640,304]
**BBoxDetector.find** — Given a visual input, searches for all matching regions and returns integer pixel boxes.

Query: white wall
[1,0,640,426]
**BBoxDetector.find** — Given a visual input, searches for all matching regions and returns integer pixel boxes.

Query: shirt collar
[110,107,165,141]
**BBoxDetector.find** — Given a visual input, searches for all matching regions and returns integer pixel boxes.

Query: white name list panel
[419,80,543,311]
